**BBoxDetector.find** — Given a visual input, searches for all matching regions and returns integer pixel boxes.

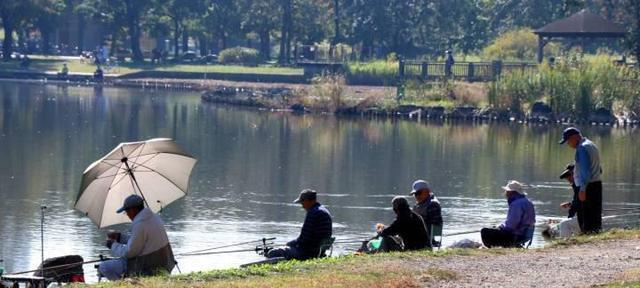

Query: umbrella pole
[122,158,150,208]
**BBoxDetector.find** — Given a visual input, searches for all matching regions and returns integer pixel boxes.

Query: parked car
[199,54,218,64]
[181,51,198,62]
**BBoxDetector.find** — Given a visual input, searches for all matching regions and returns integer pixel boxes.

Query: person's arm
[379,219,400,237]
[295,212,315,247]
[111,224,146,258]
[575,147,592,190]
[427,201,443,225]
[500,203,523,233]
[576,147,592,200]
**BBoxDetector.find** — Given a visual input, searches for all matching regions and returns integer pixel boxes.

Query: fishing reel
[254,237,276,256]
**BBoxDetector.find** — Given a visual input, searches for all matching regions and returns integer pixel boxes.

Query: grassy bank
[488,55,640,118]
[89,229,640,288]
[0,56,303,76]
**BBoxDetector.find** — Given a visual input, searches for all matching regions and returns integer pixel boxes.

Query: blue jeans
[98,258,127,281]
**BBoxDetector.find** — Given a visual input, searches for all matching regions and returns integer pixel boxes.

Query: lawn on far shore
[0,55,304,76]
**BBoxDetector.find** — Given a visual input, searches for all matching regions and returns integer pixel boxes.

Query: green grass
[0,55,303,76]
[84,228,640,287]
[548,228,640,247]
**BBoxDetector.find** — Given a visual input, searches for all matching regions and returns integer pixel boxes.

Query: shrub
[345,60,398,85]
[218,47,260,66]
[482,28,560,61]
[310,74,346,112]
[488,54,640,118]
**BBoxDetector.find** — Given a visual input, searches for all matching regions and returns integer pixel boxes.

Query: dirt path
[419,239,640,287]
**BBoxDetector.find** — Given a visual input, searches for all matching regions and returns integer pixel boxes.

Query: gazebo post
[537,35,545,63]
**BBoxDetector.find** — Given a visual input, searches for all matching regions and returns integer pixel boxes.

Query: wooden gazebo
[534,9,627,63]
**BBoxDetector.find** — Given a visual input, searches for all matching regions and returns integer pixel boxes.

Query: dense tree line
[2,0,640,63]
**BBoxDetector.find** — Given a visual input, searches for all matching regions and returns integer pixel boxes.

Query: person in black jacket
[378,196,430,250]
[410,180,443,244]
[267,189,332,260]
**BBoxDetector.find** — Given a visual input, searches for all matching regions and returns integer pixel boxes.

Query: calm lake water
[1,81,640,280]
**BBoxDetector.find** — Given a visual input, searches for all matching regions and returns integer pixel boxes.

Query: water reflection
[0,82,639,280]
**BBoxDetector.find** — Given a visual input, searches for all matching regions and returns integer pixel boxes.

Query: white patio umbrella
[74,138,197,228]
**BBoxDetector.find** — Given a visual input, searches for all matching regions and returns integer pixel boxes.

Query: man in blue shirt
[267,189,333,260]
[481,180,536,248]
[559,127,602,234]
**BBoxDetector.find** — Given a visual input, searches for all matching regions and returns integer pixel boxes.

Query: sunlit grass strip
[0,57,303,75]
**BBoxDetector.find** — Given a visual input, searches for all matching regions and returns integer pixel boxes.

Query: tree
[241,0,280,60]
[278,0,292,64]
[36,0,67,55]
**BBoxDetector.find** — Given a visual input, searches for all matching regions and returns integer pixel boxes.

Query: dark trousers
[480,228,517,248]
[579,181,602,234]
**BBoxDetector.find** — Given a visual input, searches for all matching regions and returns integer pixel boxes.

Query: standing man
[267,189,333,260]
[444,50,455,78]
[410,180,443,244]
[481,180,536,248]
[559,127,602,234]
[98,195,175,280]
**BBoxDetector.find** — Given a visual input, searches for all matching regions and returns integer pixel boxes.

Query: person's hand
[579,190,586,202]
[105,239,114,249]
[560,202,572,209]
[107,231,121,242]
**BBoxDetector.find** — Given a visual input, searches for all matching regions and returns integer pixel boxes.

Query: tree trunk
[220,31,227,50]
[199,36,207,55]
[278,0,291,64]
[259,29,270,60]
[330,0,340,58]
[126,0,144,62]
[636,2,640,63]
[77,15,85,54]
[1,13,14,61]
[285,1,292,63]
[182,29,189,52]
[173,19,180,60]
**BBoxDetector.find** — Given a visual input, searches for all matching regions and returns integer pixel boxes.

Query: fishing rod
[179,247,266,257]
[443,230,481,237]
[603,207,640,212]
[7,258,105,276]
[176,237,276,256]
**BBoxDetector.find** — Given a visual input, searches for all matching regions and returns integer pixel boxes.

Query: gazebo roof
[534,9,627,38]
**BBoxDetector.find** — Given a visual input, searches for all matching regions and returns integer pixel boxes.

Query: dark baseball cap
[293,189,317,203]
[116,194,144,213]
[558,127,581,144]
[559,163,575,179]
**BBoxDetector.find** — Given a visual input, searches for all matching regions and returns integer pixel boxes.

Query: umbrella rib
[128,142,148,170]
[127,160,186,192]
[129,153,160,171]
[95,170,128,179]
[110,170,133,190]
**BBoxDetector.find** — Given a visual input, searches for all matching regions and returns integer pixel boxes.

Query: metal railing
[400,60,538,82]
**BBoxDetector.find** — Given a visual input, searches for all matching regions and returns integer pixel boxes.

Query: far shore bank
[1,73,638,127]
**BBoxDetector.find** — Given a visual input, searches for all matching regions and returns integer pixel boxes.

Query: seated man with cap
[543,164,582,239]
[98,194,175,280]
[410,180,443,245]
[267,189,332,260]
[481,180,536,248]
